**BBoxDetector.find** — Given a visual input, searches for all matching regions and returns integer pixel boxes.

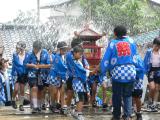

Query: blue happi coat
[66,50,89,81]
[72,59,89,93]
[134,55,145,90]
[100,37,137,83]
[143,48,153,74]
[11,52,29,78]
[24,49,50,82]
[48,53,67,84]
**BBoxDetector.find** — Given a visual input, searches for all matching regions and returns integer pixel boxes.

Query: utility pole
[37,0,40,25]
[37,0,41,40]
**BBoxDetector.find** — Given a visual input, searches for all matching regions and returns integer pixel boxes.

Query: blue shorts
[28,78,47,90]
[66,76,73,90]
[16,74,28,84]
[148,70,160,84]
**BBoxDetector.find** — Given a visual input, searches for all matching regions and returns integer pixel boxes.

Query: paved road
[0,107,160,120]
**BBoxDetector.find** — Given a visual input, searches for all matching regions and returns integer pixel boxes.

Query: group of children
[0,25,160,120]
[9,38,103,120]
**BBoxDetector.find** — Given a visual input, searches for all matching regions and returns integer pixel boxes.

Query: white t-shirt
[151,52,160,67]
[18,53,25,65]
[36,50,41,61]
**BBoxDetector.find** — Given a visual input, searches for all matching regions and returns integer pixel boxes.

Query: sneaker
[37,107,42,112]
[19,105,24,111]
[53,108,60,113]
[41,104,46,110]
[49,105,54,111]
[12,101,17,109]
[50,106,60,113]
[147,104,158,112]
[155,104,160,110]
[72,112,85,120]
[136,113,142,120]
[102,103,108,111]
[102,103,108,109]
[92,101,97,108]
[122,115,132,120]
[30,103,33,109]
[60,107,68,115]
[49,105,54,112]
[32,108,39,114]
[151,105,158,112]
[77,114,85,120]
[111,117,120,120]
[68,107,75,116]
[56,103,61,109]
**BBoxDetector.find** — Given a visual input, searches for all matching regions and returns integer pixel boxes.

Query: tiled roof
[40,0,73,9]
[132,29,160,45]
[0,24,38,60]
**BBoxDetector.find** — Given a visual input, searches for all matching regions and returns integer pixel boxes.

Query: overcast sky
[0,0,53,23]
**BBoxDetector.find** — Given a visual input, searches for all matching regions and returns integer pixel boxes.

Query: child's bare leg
[37,88,44,108]
[66,90,73,106]
[57,89,60,104]
[91,82,97,105]
[153,84,160,105]
[12,83,19,101]
[53,87,58,103]
[49,85,54,105]
[149,81,156,103]
[31,86,38,108]
[60,85,65,107]
[50,85,57,106]
[133,97,141,112]
[102,82,107,104]
[76,101,84,112]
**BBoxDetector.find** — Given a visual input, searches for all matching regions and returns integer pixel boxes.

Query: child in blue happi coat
[72,45,90,120]
[40,45,55,110]
[100,25,138,120]
[25,40,51,113]
[12,41,28,111]
[48,41,68,113]
[132,54,145,120]
[66,37,90,109]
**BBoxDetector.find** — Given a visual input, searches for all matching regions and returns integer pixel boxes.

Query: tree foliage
[80,0,160,35]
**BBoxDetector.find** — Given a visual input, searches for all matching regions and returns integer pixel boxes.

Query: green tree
[80,0,160,35]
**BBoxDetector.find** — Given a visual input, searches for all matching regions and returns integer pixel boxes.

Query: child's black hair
[73,45,84,53]
[114,25,127,38]
[33,40,42,50]
[46,44,52,51]
[57,41,68,49]
[71,37,83,48]
[153,37,160,46]
[16,41,26,50]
